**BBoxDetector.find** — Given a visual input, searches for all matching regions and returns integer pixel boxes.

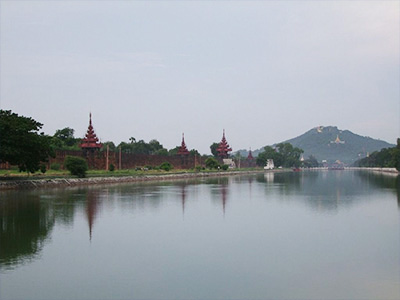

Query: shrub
[40,164,47,174]
[109,164,115,172]
[159,162,173,171]
[64,156,88,178]
[195,166,202,172]
[205,157,219,169]
[222,164,229,171]
[50,163,61,170]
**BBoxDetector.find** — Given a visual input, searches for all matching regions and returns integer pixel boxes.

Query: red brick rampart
[48,150,204,170]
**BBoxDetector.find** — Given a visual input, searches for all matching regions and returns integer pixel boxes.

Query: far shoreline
[0,169,269,191]
[0,167,397,191]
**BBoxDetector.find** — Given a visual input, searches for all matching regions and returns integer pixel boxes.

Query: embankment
[0,170,266,190]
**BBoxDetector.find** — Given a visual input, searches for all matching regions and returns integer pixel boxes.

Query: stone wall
[48,150,203,170]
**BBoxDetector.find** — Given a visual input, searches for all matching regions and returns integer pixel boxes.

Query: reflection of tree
[356,171,400,209]
[256,171,385,212]
[0,193,55,270]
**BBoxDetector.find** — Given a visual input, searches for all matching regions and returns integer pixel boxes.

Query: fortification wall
[48,150,203,170]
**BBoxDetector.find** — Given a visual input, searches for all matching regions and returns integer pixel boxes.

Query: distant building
[80,113,103,152]
[330,135,345,144]
[177,133,190,155]
[217,130,232,158]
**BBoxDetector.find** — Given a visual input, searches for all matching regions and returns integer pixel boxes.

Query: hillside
[237,126,395,165]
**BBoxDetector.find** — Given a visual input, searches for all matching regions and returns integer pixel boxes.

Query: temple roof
[177,133,190,155]
[80,113,103,149]
[247,149,254,160]
[217,129,232,158]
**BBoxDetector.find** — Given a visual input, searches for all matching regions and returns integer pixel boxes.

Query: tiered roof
[217,130,232,158]
[80,113,102,150]
[247,149,254,160]
[177,133,190,155]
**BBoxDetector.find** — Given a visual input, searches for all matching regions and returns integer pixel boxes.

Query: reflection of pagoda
[217,130,232,158]
[86,191,99,241]
[80,113,103,153]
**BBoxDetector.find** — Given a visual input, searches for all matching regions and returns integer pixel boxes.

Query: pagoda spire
[177,133,190,155]
[80,113,103,150]
[247,148,254,160]
[216,129,232,158]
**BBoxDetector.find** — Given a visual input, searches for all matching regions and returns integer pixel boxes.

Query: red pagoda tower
[247,148,254,160]
[80,113,102,152]
[217,129,232,158]
[177,133,190,155]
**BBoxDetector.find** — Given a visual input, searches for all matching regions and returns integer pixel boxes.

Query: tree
[52,127,79,149]
[0,110,54,173]
[64,156,88,178]
[256,143,303,168]
[392,138,400,171]
[159,162,173,171]
[102,141,116,152]
[256,146,283,167]
[303,155,319,168]
[210,142,219,157]
[205,157,219,169]
[276,143,304,168]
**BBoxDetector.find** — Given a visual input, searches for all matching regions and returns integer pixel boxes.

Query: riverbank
[0,169,269,190]
[347,167,399,175]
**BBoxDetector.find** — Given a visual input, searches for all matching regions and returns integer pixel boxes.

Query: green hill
[237,126,395,165]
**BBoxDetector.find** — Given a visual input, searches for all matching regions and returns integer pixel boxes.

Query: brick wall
[48,150,204,170]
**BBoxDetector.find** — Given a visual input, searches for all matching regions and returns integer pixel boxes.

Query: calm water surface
[1,171,399,300]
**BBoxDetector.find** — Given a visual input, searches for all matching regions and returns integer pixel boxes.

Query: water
[1,171,399,300]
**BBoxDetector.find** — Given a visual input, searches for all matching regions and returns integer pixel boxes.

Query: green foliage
[109,164,115,172]
[205,157,220,169]
[210,142,219,157]
[0,110,54,173]
[50,163,61,170]
[159,162,173,171]
[303,155,319,168]
[64,156,88,178]
[189,149,200,157]
[256,143,303,168]
[168,146,179,156]
[355,139,400,171]
[117,139,168,155]
[195,166,202,172]
[155,148,169,156]
[51,127,80,150]
[222,164,229,171]
[40,164,47,174]
[102,141,116,152]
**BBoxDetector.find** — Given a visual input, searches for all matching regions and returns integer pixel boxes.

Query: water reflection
[86,191,100,240]
[0,192,55,270]
[209,177,230,215]
[1,171,398,273]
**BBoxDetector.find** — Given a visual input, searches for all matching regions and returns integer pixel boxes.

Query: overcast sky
[1,1,399,154]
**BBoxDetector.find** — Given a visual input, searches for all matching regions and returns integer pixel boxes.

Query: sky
[0,0,399,154]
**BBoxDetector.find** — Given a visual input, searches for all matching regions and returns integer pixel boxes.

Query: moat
[1,170,399,300]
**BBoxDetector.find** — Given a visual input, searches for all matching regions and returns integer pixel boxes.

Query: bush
[64,156,88,178]
[195,166,202,172]
[222,164,229,171]
[40,164,47,174]
[50,162,61,170]
[205,157,219,169]
[159,162,173,171]
[109,164,115,172]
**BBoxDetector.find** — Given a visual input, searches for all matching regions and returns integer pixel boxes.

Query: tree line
[354,139,400,171]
